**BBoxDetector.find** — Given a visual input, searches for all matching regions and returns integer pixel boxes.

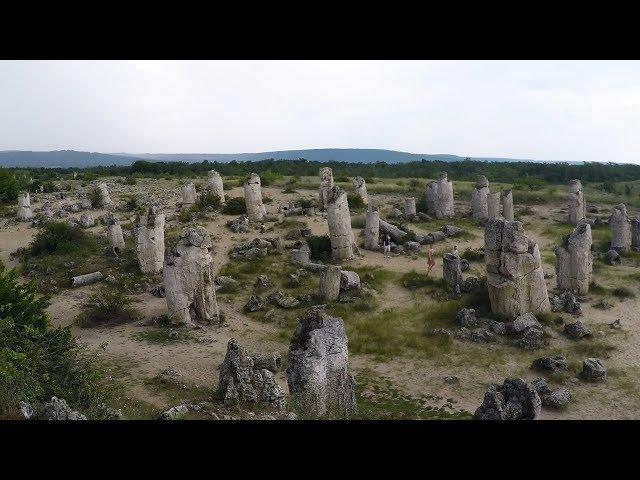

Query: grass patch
[460,247,484,262]
[76,286,140,327]
[132,327,195,345]
[612,286,635,299]
[568,340,616,359]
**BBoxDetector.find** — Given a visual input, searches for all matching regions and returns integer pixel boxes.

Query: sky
[1,60,639,163]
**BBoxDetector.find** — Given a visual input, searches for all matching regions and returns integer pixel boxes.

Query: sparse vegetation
[76,287,140,327]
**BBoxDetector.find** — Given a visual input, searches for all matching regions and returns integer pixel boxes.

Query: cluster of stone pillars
[425,172,454,219]
[470,175,513,222]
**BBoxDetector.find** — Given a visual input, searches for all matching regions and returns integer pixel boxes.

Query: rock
[425,172,454,219]
[609,203,631,253]
[267,291,300,309]
[531,378,552,397]
[456,327,496,343]
[318,167,334,211]
[443,375,459,385]
[567,179,586,225]
[609,319,622,329]
[319,265,342,301]
[441,224,462,237]
[460,276,480,293]
[604,249,621,265]
[517,327,545,350]
[501,189,514,221]
[405,241,421,252]
[455,308,478,328]
[19,401,34,419]
[95,403,125,420]
[136,205,165,274]
[555,223,592,295]
[442,252,462,291]
[487,320,507,335]
[254,274,274,289]
[326,186,354,261]
[244,295,267,312]
[244,173,266,222]
[580,358,607,382]
[404,197,417,217]
[80,213,95,228]
[149,284,165,298]
[206,170,225,202]
[364,208,380,250]
[550,291,582,315]
[542,388,572,408]
[564,320,592,339]
[159,403,189,420]
[512,312,541,333]
[352,176,368,205]
[474,378,541,420]
[215,276,240,291]
[460,258,470,272]
[531,355,568,373]
[251,352,282,373]
[40,397,87,420]
[155,367,186,388]
[340,270,361,291]
[227,215,250,233]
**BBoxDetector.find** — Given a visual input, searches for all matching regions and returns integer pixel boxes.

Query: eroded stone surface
[501,189,514,221]
[244,173,265,222]
[555,223,592,294]
[609,203,631,253]
[474,378,541,420]
[206,170,225,202]
[135,205,165,274]
[425,172,454,219]
[17,191,33,221]
[471,176,490,222]
[318,167,334,211]
[326,186,354,261]
[364,208,380,250]
[352,176,368,205]
[567,180,586,225]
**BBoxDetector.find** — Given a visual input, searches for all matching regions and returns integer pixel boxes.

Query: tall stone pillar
[318,167,334,211]
[135,205,165,274]
[567,179,586,225]
[287,307,357,418]
[181,182,198,207]
[326,186,354,261]
[319,265,342,301]
[163,227,219,327]
[96,182,112,207]
[609,203,631,253]
[487,192,501,220]
[364,208,380,250]
[404,197,416,217]
[443,253,462,290]
[106,214,125,255]
[632,217,640,252]
[484,219,551,318]
[425,172,454,219]
[555,223,592,295]
[206,170,225,202]
[352,176,368,205]
[17,191,33,221]
[243,173,265,222]
[470,175,490,221]
[501,189,514,221]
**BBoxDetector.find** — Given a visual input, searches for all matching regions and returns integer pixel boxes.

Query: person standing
[383,235,391,258]
[426,244,436,276]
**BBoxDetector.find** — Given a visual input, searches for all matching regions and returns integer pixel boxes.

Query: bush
[259,171,283,187]
[29,221,93,255]
[76,287,140,327]
[197,190,222,210]
[222,196,247,215]
[460,247,484,262]
[307,235,332,262]
[347,193,366,210]
[0,168,21,203]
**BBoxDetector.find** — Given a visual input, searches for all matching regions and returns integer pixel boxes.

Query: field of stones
[2,168,640,420]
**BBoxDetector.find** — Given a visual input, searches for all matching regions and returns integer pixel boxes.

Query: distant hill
[0,148,572,168]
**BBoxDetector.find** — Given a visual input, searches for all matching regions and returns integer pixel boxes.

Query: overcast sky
[1,60,639,163]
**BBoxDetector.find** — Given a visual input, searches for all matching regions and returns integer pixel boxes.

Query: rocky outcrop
[425,172,454,219]
[318,167,334,211]
[567,180,586,225]
[609,204,631,253]
[17,191,33,221]
[470,175,489,221]
[352,176,368,205]
[501,189,514,221]
[474,378,541,420]
[135,205,165,274]
[206,170,225,202]
[555,223,592,294]
[163,226,219,326]
[243,173,266,222]
[287,307,356,418]
[364,208,380,250]
[326,186,354,261]
[580,358,606,382]
[484,219,551,319]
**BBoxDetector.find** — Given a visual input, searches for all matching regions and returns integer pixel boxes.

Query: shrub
[259,171,283,187]
[197,190,222,210]
[298,198,316,209]
[460,247,484,262]
[347,193,366,210]
[76,287,140,327]
[29,221,93,255]
[0,168,21,203]
[612,286,635,299]
[307,235,332,262]
[222,196,247,215]
[334,176,350,183]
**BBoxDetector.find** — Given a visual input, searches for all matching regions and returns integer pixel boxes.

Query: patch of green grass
[612,286,635,299]
[347,265,396,292]
[221,196,246,215]
[399,270,447,292]
[568,340,616,359]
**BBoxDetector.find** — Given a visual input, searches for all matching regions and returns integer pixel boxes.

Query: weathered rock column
[17,191,33,221]
[181,182,198,207]
[243,173,265,222]
[364,208,380,250]
[326,186,354,261]
[484,219,551,318]
[425,172,454,219]
[106,214,125,255]
[163,226,219,327]
[632,217,640,251]
[555,223,593,295]
[287,307,357,418]
[567,179,586,225]
[470,175,490,221]
[135,205,165,274]
[404,197,416,217]
[443,253,463,291]
[487,192,501,220]
[501,189,514,221]
[319,265,342,301]
[352,176,368,205]
[318,167,334,211]
[206,170,225,202]
[609,203,631,253]
[96,182,112,207]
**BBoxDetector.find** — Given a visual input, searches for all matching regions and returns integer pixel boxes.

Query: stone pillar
[352,176,368,205]
[364,208,380,250]
[291,241,311,265]
[319,265,342,301]
[471,175,490,221]
[425,172,454,219]
[501,189,514,221]
[555,223,592,295]
[609,203,631,253]
[243,173,265,222]
[106,214,125,255]
[484,219,551,319]
[318,167,334,211]
[17,191,33,221]
[181,182,198,207]
[96,182,111,207]
[206,170,225,203]
[404,197,416,217]
[163,227,219,327]
[135,205,165,274]
[567,179,586,225]
[443,253,462,290]
[326,186,354,261]
[487,192,501,220]
[632,218,640,252]
[287,307,356,418]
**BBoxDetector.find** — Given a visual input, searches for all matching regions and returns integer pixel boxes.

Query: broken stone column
[96,182,111,207]
[484,219,551,319]
[326,186,354,261]
[71,271,104,287]
[318,167,334,211]
[609,203,631,253]
[206,170,225,203]
[487,192,501,220]
[287,307,357,418]
[555,223,592,295]
[181,182,198,207]
[567,179,586,225]
[243,173,265,222]
[501,189,514,221]
[443,253,463,292]
[425,172,454,219]
[106,214,125,255]
[404,197,416,217]
[632,218,640,251]
[163,226,219,327]
[319,265,342,301]
[17,191,33,221]
[135,205,165,274]
[364,208,380,250]
[470,175,490,221]
[352,176,368,205]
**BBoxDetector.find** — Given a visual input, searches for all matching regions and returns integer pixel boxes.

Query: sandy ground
[3,177,640,419]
